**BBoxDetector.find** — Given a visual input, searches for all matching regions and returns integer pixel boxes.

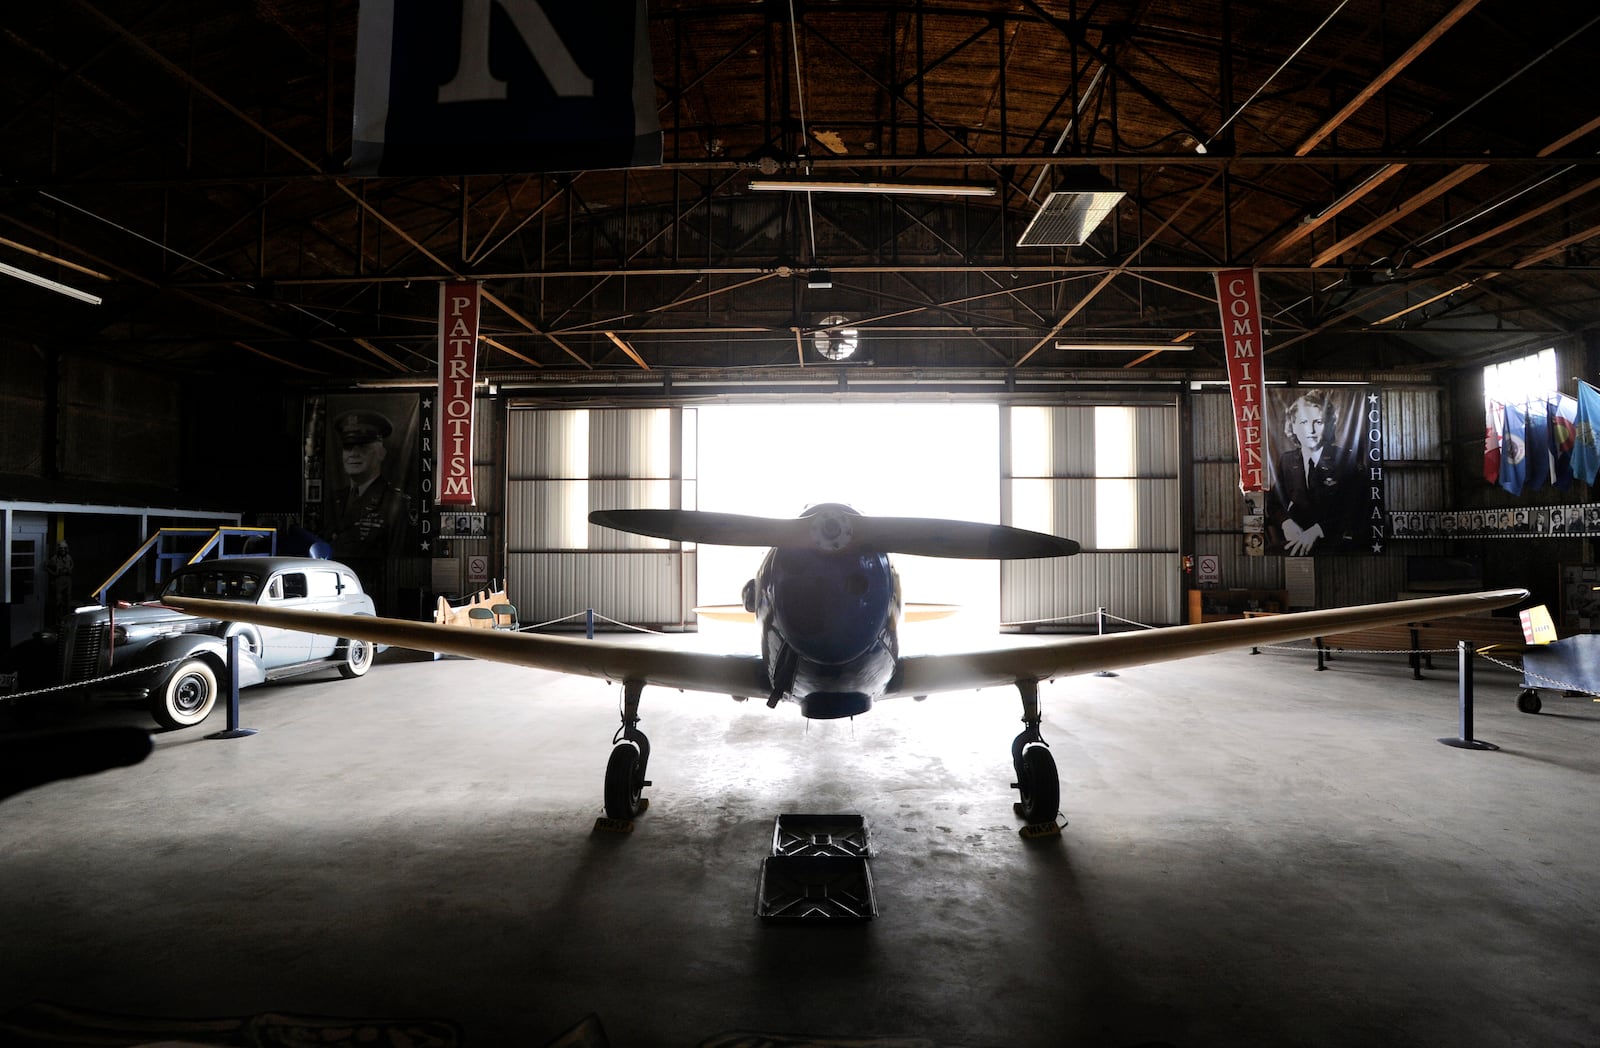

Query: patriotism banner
[438,281,480,506]
[1213,268,1268,492]
[352,0,661,175]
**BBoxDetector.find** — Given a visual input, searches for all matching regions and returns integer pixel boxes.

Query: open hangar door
[504,400,1179,630]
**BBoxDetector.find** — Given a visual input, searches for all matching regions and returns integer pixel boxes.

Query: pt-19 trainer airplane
[168,505,1527,825]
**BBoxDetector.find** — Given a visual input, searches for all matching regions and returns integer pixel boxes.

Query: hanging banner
[1263,387,1381,555]
[351,0,661,176]
[1214,268,1268,492]
[438,281,480,506]
[1362,390,1388,553]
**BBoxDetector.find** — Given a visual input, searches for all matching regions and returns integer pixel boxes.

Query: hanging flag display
[1213,268,1268,493]
[1572,380,1600,486]
[1499,402,1527,496]
[351,0,661,175]
[438,281,480,506]
[1483,399,1504,485]
[1550,392,1578,489]
[1525,400,1551,492]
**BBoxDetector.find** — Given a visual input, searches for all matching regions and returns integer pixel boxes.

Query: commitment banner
[438,282,480,506]
[1214,268,1268,492]
[352,0,661,175]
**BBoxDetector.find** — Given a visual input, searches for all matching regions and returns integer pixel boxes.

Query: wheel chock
[593,816,635,834]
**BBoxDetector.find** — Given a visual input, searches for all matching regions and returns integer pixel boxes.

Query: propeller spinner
[588,506,1080,560]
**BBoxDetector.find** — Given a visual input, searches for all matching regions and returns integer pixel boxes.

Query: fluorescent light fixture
[0,260,102,305]
[806,269,833,289]
[749,178,996,198]
[1054,341,1193,352]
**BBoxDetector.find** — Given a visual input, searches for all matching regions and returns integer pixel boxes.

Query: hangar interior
[2,1,1599,1046]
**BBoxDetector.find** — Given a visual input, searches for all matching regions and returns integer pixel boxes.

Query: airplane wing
[171,588,1526,702]
[163,598,772,699]
[889,588,1529,696]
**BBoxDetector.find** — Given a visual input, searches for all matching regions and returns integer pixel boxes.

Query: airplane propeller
[589,508,1080,560]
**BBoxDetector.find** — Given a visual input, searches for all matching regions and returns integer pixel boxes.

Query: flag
[1499,402,1527,496]
[1524,400,1550,492]
[1550,393,1578,489]
[1573,381,1600,486]
[1484,399,1504,485]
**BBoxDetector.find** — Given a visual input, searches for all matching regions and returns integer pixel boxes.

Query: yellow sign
[1520,605,1557,645]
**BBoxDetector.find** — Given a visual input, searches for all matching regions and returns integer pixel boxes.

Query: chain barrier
[1476,649,1598,696]
[0,655,189,702]
[516,609,669,636]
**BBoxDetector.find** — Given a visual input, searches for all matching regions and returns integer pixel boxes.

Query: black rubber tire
[1516,689,1542,715]
[1017,744,1060,824]
[338,638,374,679]
[604,742,645,820]
[152,659,219,730]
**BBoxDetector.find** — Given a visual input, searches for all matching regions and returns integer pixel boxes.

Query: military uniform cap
[335,410,392,446]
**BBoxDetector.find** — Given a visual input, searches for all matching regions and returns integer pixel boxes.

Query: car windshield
[162,569,262,601]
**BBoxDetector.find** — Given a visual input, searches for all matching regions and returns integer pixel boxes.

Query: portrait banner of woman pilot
[1263,386,1379,556]
[322,392,422,561]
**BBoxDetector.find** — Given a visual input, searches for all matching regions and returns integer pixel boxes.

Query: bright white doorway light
[696,402,1001,623]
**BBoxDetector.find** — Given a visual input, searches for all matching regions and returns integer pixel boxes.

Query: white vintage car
[22,557,379,729]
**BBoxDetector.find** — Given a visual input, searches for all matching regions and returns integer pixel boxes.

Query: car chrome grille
[62,621,109,683]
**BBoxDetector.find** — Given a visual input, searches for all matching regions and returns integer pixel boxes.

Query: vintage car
[8,556,379,729]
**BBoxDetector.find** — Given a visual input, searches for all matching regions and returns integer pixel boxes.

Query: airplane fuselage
[748,506,901,718]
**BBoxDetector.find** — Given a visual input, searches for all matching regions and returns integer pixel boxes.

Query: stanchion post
[1440,639,1496,750]
[206,632,257,740]
[1094,607,1117,677]
[1315,637,1327,671]
[586,608,595,640]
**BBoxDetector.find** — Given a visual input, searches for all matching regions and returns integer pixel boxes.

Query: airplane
[167,504,1528,826]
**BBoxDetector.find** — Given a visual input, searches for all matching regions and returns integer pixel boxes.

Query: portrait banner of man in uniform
[322,393,421,562]
[1264,386,1372,556]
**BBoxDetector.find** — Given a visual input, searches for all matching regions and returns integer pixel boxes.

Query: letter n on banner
[438,281,479,506]
[1214,268,1268,493]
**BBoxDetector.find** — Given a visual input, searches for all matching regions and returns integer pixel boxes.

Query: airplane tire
[1017,744,1059,824]
[604,742,645,819]
[152,659,219,730]
[1516,689,1542,715]
[338,638,374,679]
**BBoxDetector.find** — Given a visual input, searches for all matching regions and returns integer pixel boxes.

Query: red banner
[438,281,479,505]
[1214,268,1268,493]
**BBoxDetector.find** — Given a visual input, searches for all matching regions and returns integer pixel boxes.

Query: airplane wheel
[1016,744,1059,824]
[604,742,646,819]
[1516,689,1542,715]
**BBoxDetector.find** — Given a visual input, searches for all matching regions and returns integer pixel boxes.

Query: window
[1094,406,1138,549]
[1484,347,1556,406]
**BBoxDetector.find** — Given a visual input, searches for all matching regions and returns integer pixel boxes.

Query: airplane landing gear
[605,680,652,820]
[1011,679,1060,825]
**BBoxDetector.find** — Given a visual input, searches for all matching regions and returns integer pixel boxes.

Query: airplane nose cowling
[770,549,893,665]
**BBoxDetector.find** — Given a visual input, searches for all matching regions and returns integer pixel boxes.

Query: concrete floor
[1,630,1597,1047]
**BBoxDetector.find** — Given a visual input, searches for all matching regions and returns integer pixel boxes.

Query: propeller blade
[852,517,1080,559]
[591,508,1079,560]
[589,509,811,548]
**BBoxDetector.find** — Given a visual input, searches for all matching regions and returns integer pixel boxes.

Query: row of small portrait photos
[1389,505,1600,538]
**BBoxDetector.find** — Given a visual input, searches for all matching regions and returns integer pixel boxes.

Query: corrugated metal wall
[1001,403,1181,626]
[1190,386,1450,608]
[505,407,695,628]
